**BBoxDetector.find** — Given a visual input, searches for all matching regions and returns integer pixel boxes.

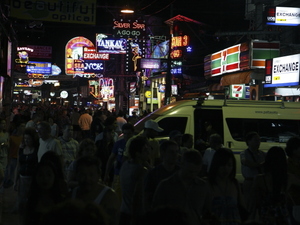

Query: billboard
[266,7,300,26]
[26,61,52,74]
[65,36,94,76]
[204,40,280,78]
[96,34,126,54]
[264,53,300,87]
[10,0,96,25]
[113,19,146,38]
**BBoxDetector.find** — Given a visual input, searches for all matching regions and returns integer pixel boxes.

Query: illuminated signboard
[171,85,178,95]
[83,47,109,60]
[266,7,300,26]
[158,84,165,93]
[171,61,182,75]
[27,45,52,59]
[10,0,96,25]
[151,40,169,59]
[65,36,94,75]
[264,53,300,87]
[204,40,280,77]
[171,35,190,59]
[229,84,250,99]
[113,19,146,38]
[51,65,62,75]
[15,46,33,64]
[89,78,114,100]
[126,39,145,73]
[96,34,126,54]
[26,61,52,74]
[138,58,160,69]
[84,60,104,73]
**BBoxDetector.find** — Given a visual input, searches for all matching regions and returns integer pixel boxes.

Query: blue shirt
[112,138,127,175]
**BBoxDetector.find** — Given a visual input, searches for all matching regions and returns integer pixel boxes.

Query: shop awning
[220,70,265,86]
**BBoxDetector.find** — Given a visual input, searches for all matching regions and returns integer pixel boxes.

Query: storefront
[204,39,280,100]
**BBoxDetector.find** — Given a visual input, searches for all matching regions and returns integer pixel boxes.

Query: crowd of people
[0,104,299,225]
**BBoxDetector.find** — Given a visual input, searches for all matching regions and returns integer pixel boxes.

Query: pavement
[0,186,21,225]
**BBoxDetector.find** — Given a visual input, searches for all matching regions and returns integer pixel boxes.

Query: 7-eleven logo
[232,85,244,98]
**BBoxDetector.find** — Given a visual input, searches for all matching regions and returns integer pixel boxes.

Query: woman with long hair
[208,148,247,224]
[252,146,300,224]
[14,127,39,215]
[24,160,67,225]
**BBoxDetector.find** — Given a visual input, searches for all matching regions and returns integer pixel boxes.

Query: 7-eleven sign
[230,84,245,98]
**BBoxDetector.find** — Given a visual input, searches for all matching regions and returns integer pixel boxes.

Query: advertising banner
[113,19,146,38]
[204,40,280,78]
[65,36,94,76]
[266,7,300,26]
[10,0,96,25]
[96,34,126,54]
[264,54,300,87]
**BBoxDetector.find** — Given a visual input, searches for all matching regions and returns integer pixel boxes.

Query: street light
[121,5,134,14]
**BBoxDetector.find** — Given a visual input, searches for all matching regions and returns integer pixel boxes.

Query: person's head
[264,146,287,174]
[23,127,39,149]
[128,136,150,162]
[78,139,97,158]
[104,116,117,131]
[265,146,288,195]
[62,124,74,140]
[103,126,115,141]
[181,134,193,149]
[0,119,6,131]
[169,130,182,146]
[48,117,54,125]
[208,148,236,184]
[37,121,52,140]
[181,150,202,180]
[285,136,300,159]
[245,131,260,151]
[160,140,179,165]
[209,133,222,150]
[40,151,65,180]
[122,123,134,141]
[32,160,60,192]
[75,156,102,192]
[32,113,42,123]
[204,121,212,131]
[144,120,163,139]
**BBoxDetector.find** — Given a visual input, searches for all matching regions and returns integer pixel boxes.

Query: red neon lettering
[133,22,145,29]
[114,21,131,28]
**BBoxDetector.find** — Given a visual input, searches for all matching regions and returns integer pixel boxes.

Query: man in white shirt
[37,121,63,162]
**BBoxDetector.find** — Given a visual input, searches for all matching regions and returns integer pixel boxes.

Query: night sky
[12,0,250,77]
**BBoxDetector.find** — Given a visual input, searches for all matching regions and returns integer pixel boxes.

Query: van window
[134,115,188,138]
[226,118,300,143]
[194,108,223,152]
[156,117,188,138]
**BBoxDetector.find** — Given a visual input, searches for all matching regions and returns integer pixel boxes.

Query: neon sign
[96,34,127,54]
[26,61,52,74]
[89,78,114,100]
[65,36,94,75]
[113,19,146,38]
[171,35,189,48]
[170,35,190,59]
[83,47,109,60]
[84,60,104,73]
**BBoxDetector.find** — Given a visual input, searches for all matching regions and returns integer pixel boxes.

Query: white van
[134,99,300,181]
